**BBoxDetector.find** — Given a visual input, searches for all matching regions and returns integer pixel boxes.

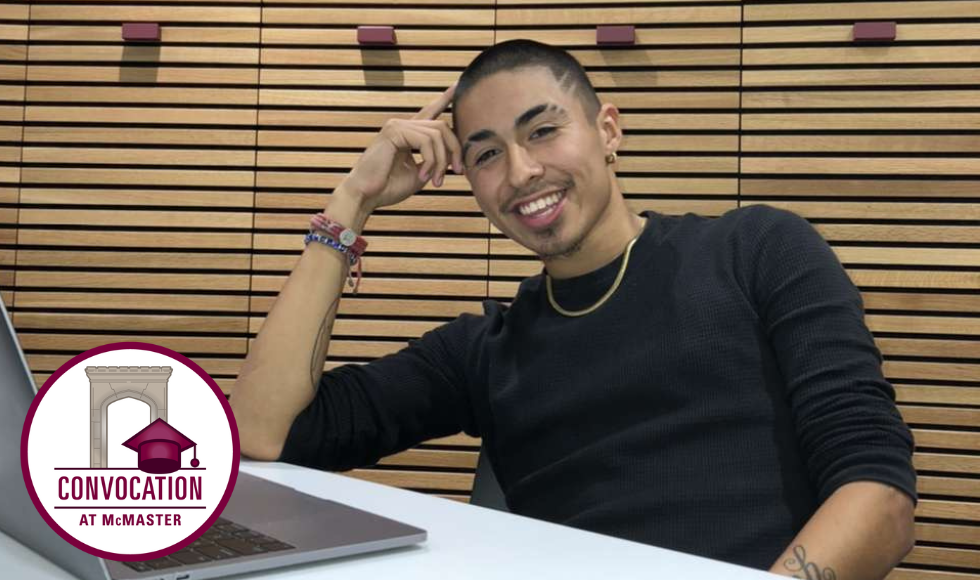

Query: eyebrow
[461,102,567,162]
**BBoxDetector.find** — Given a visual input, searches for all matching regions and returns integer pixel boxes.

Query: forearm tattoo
[782,545,837,580]
[308,294,342,392]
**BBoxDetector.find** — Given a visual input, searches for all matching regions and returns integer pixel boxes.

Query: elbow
[892,489,917,561]
[230,390,286,463]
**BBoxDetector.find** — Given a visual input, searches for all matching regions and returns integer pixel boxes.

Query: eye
[532,126,556,138]
[475,149,496,166]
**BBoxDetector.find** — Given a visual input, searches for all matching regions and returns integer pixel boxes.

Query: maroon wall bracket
[357,26,396,45]
[597,25,635,45]
[122,22,161,42]
[853,21,896,43]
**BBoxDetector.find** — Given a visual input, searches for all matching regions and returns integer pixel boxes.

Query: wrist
[326,183,373,234]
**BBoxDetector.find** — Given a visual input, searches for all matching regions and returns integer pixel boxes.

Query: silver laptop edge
[0,296,426,580]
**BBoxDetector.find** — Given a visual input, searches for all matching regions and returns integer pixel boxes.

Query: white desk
[1,460,777,579]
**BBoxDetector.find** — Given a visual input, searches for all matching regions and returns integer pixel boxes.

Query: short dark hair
[451,39,602,134]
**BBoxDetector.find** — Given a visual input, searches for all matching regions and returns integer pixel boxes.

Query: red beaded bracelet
[309,213,367,256]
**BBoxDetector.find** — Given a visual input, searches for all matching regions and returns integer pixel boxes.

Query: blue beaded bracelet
[304,230,363,293]
[304,231,356,265]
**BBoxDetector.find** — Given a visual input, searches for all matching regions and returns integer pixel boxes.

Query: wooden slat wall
[253,0,494,503]
[0,2,28,307]
[6,2,979,577]
[742,3,980,578]
[18,1,261,394]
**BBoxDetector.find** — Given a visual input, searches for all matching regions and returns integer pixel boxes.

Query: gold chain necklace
[546,218,647,317]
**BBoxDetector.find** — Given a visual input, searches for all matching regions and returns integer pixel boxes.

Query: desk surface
[1,460,777,579]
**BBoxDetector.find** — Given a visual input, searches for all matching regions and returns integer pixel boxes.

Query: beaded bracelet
[304,231,364,294]
[309,213,368,256]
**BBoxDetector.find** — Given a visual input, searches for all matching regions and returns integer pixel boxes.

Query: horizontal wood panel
[915,523,980,548]
[904,546,980,571]
[30,6,260,23]
[251,275,486,298]
[17,230,253,249]
[261,8,493,26]
[250,296,485,318]
[261,28,493,46]
[742,135,980,154]
[27,66,259,85]
[14,312,248,333]
[257,192,481,213]
[27,46,259,65]
[266,213,488,234]
[743,23,980,44]
[15,271,250,291]
[25,107,256,126]
[254,255,488,277]
[497,27,740,45]
[29,25,260,43]
[260,49,487,68]
[254,234,487,254]
[744,47,980,66]
[376,448,478,470]
[343,469,474,492]
[26,354,243,377]
[18,333,247,355]
[743,90,980,109]
[497,6,741,27]
[742,113,980,131]
[902,407,980,429]
[258,89,740,110]
[744,1,980,22]
[16,250,251,270]
[744,68,980,88]
[20,168,255,187]
[19,187,254,207]
[917,500,980,523]
[897,387,980,407]
[742,158,980,177]
[15,291,249,312]
[27,86,259,106]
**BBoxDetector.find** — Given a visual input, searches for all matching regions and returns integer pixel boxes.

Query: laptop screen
[0,295,110,580]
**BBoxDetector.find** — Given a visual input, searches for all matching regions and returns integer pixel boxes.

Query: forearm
[768,481,916,580]
[230,183,373,460]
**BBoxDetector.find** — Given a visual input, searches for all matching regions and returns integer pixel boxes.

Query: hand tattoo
[782,545,837,580]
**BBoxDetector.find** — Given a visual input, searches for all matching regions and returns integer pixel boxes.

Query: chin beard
[535,229,586,260]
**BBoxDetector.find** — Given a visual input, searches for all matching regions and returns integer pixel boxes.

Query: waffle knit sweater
[279,203,917,570]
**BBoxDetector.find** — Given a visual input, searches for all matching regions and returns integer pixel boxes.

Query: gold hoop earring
[605,152,617,164]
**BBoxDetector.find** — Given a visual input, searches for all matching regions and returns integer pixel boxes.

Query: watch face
[339,229,357,247]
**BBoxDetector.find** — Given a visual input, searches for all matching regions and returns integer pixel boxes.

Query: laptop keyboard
[120,516,295,572]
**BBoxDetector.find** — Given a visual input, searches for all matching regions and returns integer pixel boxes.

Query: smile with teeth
[517,190,566,216]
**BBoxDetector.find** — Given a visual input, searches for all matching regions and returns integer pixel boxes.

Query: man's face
[454,66,617,259]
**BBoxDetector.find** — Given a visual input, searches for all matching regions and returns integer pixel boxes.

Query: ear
[594,103,623,156]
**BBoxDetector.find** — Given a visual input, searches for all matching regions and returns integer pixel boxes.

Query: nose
[506,143,543,191]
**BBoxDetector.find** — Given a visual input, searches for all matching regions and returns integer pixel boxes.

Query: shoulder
[707,204,821,256]
[429,299,508,347]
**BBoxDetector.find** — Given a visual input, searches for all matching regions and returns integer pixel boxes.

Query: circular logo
[21,342,239,561]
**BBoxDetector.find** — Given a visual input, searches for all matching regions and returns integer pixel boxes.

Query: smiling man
[230,39,917,579]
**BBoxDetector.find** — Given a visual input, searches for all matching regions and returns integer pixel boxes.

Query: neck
[543,202,645,280]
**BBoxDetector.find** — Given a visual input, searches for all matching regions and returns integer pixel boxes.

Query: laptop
[0,294,427,580]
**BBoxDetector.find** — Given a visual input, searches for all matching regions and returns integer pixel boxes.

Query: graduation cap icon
[121,418,200,474]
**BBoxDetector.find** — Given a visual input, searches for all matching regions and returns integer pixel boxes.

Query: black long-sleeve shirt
[279,203,917,570]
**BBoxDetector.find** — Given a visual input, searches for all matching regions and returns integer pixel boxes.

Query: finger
[405,126,437,184]
[418,120,463,175]
[417,126,447,187]
[411,82,458,122]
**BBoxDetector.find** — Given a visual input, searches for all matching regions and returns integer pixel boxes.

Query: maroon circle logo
[21,342,239,561]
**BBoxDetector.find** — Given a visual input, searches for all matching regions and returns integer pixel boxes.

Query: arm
[230,84,464,461]
[741,205,918,578]
[230,186,372,461]
[768,481,915,580]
